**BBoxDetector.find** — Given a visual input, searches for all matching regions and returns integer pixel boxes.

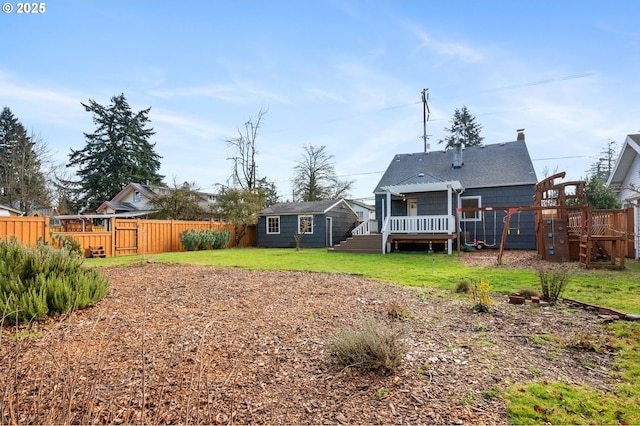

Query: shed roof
[260,199,349,215]
[373,140,538,193]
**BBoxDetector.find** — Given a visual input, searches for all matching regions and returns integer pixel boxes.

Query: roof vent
[418,172,425,177]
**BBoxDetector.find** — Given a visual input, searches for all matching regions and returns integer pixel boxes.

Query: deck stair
[331,234,381,254]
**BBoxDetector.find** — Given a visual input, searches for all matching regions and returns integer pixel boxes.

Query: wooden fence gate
[114,220,139,256]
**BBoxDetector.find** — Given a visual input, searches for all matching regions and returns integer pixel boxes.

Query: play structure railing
[567,210,625,237]
[387,215,454,234]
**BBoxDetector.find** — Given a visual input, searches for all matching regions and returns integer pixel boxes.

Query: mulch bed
[1,252,618,424]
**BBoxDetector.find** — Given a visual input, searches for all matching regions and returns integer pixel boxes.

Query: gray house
[257,199,358,248]
[335,133,538,253]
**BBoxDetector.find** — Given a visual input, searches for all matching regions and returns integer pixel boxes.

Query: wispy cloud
[152,110,233,143]
[406,25,484,64]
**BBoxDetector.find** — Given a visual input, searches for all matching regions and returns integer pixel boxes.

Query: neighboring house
[0,203,23,216]
[257,199,358,248]
[606,133,640,259]
[338,132,538,254]
[347,199,376,222]
[96,182,217,216]
[96,183,160,215]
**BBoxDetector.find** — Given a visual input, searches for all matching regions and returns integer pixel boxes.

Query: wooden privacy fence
[0,216,256,258]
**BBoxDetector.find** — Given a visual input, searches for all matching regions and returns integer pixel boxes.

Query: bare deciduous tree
[291,144,353,201]
[225,108,268,192]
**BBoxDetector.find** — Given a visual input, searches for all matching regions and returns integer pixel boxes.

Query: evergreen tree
[584,174,620,209]
[0,107,50,212]
[588,139,617,183]
[67,94,163,212]
[438,105,484,149]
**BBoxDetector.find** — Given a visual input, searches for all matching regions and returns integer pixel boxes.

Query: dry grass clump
[327,317,407,373]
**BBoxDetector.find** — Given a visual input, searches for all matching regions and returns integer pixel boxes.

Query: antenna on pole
[421,88,430,152]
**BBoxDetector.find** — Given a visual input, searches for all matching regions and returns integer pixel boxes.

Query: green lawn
[85,248,640,315]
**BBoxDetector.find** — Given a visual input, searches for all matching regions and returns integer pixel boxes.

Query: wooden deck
[332,233,457,254]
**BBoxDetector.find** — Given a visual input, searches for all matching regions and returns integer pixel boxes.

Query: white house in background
[607,133,640,259]
[0,203,23,216]
[347,199,375,222]
[96,182,217,215]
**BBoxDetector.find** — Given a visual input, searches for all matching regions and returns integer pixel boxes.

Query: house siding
[613,150,640,259]
[616,153,640,206]
[257,204,358,248]
[375,184,536,250]
[459,186,536,250]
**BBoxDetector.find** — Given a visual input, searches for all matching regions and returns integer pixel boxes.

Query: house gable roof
[373,140,538,193]
[111,183,157,202]
[607,134,640,188]
[260,199,354,216]
[0,203,23,216]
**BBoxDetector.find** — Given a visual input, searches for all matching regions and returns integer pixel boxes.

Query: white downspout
[446,185,453,254]
[455,186,465,254]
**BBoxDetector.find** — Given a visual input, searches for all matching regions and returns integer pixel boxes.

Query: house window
[134,191,141,202]
[266,216,280,234]
[298,215,313,234]
[461,196,482,221]
[357,210,365,221]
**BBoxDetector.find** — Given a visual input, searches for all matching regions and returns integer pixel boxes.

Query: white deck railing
[387,215,455,234]
[352,219,376,236]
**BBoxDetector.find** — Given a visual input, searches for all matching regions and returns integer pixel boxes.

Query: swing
[465,210,498,249]
[507,211,521,235]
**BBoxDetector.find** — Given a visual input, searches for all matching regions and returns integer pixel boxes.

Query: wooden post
[496,211,512,265]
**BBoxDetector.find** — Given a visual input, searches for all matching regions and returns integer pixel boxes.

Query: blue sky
[2,0,639,202]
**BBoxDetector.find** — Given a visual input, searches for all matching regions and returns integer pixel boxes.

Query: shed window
[266,216,280,234]
[298,215,313,234]
[461,196,482,221]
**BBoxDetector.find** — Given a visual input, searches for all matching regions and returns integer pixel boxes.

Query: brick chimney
[517,129,525,141]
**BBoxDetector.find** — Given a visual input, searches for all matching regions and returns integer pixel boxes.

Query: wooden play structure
[532,172,629,269]
[467,172,635,268]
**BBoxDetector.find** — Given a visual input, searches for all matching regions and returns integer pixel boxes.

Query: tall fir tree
[438,105,484,149]
[0,107,49,212]
[588,139,618,183]
[67,94,163,212]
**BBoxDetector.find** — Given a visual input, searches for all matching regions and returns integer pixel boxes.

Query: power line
[532,155,598,161]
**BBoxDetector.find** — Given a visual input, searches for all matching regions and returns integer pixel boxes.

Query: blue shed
[257,199,358,248]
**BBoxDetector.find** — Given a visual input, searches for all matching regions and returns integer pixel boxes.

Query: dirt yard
[1,252,618,424]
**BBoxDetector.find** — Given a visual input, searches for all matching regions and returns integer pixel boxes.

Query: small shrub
[455,279,472,294]
[219,229,231,248]
[49,233,83,256]
[179,229,201,251]
[516,287,540,300]
[0,239,109,324]
[538,267,569,305]
[180,228,230,251]
[472,279,492,313]
[327,317,407,373]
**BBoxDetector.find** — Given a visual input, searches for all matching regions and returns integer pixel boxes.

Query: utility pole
[421,88,430,153]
